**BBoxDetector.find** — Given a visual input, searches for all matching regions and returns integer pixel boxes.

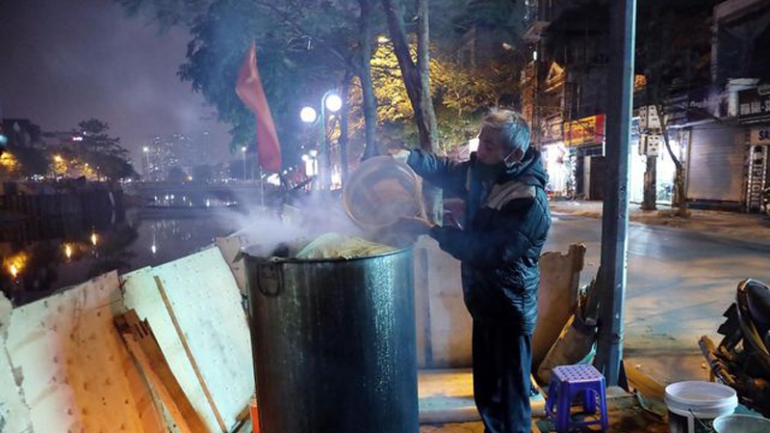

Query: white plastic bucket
[664,381,738,433]
[713,414,770,433]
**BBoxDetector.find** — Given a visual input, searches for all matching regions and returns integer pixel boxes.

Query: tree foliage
[349,41,520,151]
[75,119,137,181]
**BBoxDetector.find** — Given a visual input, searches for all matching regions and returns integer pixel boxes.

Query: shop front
[628,116,684,206]
[740,84,770,212]
[538,116,571,198]
[564,114,605,200]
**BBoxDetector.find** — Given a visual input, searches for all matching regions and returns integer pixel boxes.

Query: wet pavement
[546,211,770,384]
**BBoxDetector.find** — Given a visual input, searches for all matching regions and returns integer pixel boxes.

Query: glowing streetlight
[64,244,73,259]
[53,155,63,162]
[300,106,318,123]
[9,264,18,278]
[241,146,247,180]
[324,93,343,113]
[90,232,98,246]
[142,147,151,179]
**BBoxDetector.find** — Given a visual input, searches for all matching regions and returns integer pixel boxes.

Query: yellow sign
[564,114,605,146]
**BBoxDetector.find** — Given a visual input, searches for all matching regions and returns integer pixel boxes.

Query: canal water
[0,206,242,306]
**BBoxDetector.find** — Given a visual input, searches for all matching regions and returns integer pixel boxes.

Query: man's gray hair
[482,109,531,154]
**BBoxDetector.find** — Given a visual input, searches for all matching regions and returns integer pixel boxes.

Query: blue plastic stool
[545,364,609,432]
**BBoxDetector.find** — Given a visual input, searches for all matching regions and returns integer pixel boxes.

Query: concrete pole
[594,0,636,386]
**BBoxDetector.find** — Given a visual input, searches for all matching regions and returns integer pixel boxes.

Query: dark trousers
[472,321,533,433]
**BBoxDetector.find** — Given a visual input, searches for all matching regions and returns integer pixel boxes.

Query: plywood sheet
[4,272,165,433]
[421,237,472,368]
[0,291,32,433]
[532,244,586,370]
[215,237,247,297]
[116,310,208,433]
[152,247,254,432]
[121,267,221,432]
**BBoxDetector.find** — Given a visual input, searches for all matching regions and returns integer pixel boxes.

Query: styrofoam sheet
[5,272,165,433]
[152,247,253,431]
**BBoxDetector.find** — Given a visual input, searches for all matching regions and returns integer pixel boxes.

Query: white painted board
[121,267,219,432]
[152,247,254,432]
[5,272,165,433]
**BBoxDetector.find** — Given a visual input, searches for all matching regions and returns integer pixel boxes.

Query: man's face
[476,126,510,166]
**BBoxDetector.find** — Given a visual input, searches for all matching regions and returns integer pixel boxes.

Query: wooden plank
[152,247,254,432]
[155,275,228,432]
[116,310,209,433]
[532,244,586,371]
[0,291,33,433]
[4,272,165,433]
[121,267,222,432]
[215,237,248,297]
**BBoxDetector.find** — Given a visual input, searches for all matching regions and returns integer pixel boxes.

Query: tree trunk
[381,0,438,152]
[642,155,657,210]
[340,72,352,184]
[660,118,688,216]
[382,0,442,223]
[416,0,441,223]
[357,0,379,160]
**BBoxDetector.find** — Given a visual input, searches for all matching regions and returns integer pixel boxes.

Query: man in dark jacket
[393,110,551,433]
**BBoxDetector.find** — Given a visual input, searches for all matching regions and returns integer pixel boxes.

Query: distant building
[142,133,214,181]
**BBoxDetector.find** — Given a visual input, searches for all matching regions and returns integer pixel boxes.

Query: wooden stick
[154,275,228,433]
[115,310,209,433]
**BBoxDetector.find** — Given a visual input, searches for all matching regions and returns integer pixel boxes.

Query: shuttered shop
[687,125,745,204]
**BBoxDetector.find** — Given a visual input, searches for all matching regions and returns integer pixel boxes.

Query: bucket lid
[665,381,738,413]
[342,156,425,230]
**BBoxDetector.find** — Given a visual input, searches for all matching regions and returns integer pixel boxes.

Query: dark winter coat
[407,148,551,334]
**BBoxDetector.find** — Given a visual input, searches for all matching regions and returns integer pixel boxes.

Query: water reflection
[1,204,239,305]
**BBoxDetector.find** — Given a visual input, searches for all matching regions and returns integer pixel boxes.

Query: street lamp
[142,146,150,179]
[241,146,247,181]
[301,90,342,190]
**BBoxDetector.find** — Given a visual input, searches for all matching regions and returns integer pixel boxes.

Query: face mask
[474,161,506,182]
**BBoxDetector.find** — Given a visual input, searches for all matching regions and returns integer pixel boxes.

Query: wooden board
[4,272,166,433]
[0,291,32,433]
[215,237,248,297]
[152,247,254,432]
[419,237,472,368]
[115,310,208,433]
[532,244,586,371]
[121,267,222,432]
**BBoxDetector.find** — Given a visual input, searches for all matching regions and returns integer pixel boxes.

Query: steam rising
[219,191,365,257]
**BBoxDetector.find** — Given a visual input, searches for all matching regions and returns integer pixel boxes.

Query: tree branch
[252,0,359,73]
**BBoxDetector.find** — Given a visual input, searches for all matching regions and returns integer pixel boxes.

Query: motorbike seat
[746,280,770,336]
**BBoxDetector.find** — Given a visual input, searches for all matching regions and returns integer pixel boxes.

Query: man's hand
[389,149,411,164]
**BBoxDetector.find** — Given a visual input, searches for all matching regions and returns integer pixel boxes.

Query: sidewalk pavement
[550,200,770,243]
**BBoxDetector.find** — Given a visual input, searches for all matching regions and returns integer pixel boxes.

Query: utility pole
[594,0,636,386]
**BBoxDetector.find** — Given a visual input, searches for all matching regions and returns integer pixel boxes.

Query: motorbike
[699,279,770,417]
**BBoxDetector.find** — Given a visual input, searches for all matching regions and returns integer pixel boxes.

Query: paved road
[545,213,770,383]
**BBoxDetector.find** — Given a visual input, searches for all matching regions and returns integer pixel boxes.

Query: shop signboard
[666,87,727,125]
[738,84,770,124]
[750,126,770,145]
[539,116,564,144]
[564,114,605,147]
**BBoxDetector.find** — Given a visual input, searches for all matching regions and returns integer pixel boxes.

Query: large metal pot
[245,247,418,433]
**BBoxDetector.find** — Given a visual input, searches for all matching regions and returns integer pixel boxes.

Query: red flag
[235,42,282,172]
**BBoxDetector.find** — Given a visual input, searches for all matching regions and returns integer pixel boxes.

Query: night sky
[0,0,232,164]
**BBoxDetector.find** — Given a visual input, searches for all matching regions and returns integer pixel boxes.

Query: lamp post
[142,146,150,179]
[301,90,342,190]
[241,146,247,181]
